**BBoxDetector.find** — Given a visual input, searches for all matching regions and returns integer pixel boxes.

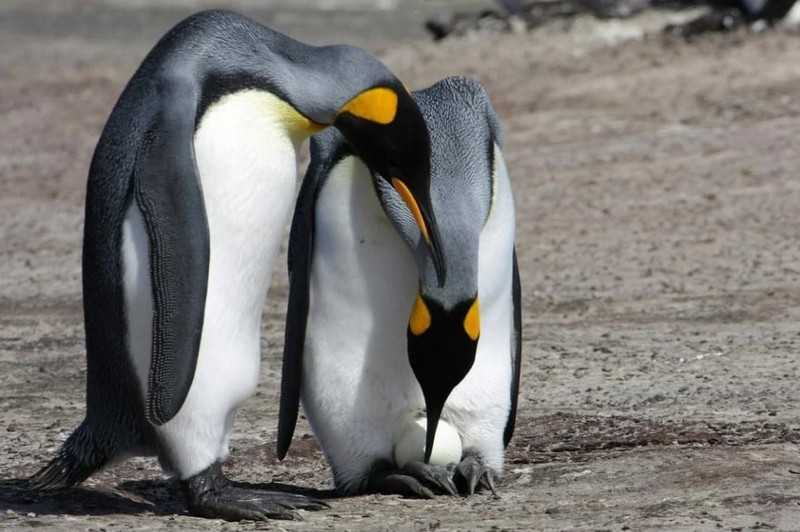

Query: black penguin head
[406,291,480,463]
[333,84,446,286]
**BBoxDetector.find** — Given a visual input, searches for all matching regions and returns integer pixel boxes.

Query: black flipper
[275,161,316,459]
[277,129,350,459]
[134,78,210,426]
[503,246,522,447]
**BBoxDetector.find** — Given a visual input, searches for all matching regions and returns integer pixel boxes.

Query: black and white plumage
[26,9,447,521]
[278,76,521,498]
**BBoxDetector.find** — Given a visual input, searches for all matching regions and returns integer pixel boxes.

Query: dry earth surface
[1,0,799,530]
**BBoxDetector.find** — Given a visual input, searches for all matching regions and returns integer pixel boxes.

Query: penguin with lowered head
[278,76,521,498]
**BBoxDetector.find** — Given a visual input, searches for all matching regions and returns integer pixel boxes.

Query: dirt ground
[1,0,799,530]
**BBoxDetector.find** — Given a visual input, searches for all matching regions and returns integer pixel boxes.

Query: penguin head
[332,82,447,286]
[406,291,480,463]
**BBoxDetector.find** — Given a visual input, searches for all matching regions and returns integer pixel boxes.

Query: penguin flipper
[277,132,342,459]
[503,246,522,447]
[134,84,209,426]
[276,174,314,459]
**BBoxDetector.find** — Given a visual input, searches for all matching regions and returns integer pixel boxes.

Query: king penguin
[278,76,521,497]
[25,10,448,521]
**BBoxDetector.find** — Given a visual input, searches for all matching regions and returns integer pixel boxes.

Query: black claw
[365,459,458,498]
[367,469,435,499]
[482,471,499,498]
[453,454,499,497]
[401,461,458,496]
[181,462,328,522]
[456,457,482,495]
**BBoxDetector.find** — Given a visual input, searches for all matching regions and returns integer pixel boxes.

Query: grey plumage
[375,76,502,306]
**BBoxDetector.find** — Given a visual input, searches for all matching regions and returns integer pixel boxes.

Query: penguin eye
[409,293,431,336]
[463,297,480,341]
[337,87,398,125]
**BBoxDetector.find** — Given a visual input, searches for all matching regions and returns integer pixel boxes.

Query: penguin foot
[366,460,457,498]
[181,462,328,521]
[453,455,498,497]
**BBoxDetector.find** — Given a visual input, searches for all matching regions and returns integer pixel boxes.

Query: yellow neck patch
[338,87,398,125]
[392,178,430,244]
[463,298,480,341]
[200,90,326,145]
[409,294,431,336]
[274,103,326,137]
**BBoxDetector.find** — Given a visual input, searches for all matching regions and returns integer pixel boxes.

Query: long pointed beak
[420,206,447,288]
[423,402,445,464]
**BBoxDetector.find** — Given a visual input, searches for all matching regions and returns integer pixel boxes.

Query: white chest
[304,156,421,421]
[192,90,312,323]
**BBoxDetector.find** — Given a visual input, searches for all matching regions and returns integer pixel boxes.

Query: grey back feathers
[128,10,405,125]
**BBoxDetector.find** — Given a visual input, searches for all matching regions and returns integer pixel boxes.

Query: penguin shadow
[116,477,335,512]
[0,475,335,517]
[228,479,334,500]
[0,477,173,517]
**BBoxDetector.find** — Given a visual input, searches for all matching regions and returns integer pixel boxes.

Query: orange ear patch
[463,298,480,341]
[338,87,398,125]
[409,294,432,336]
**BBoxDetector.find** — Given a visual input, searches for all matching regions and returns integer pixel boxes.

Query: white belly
[122,91,305,478]
[301,156,423,491]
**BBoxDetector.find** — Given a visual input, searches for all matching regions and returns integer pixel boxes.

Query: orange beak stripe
[392,177,430,245]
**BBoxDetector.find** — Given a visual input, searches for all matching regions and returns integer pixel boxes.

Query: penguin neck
[197,89,325,151]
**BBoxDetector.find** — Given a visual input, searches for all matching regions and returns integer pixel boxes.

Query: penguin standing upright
[278,76,521,497]
[26,10,448,521]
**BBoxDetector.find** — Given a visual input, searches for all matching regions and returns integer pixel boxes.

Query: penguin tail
[24,420,110,490]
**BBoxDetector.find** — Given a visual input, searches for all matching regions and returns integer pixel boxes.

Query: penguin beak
[407,294,480,463]
[391,178,447,286]
[422,400,446,464]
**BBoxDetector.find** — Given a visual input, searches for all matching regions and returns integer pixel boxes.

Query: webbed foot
[366,460,457,498]
[181,462,328,521]
[453,454,498,496]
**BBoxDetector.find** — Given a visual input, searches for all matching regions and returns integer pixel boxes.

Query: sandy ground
[1,0,800,530]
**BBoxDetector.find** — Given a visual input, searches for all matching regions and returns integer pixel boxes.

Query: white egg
[393,417,462,469]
